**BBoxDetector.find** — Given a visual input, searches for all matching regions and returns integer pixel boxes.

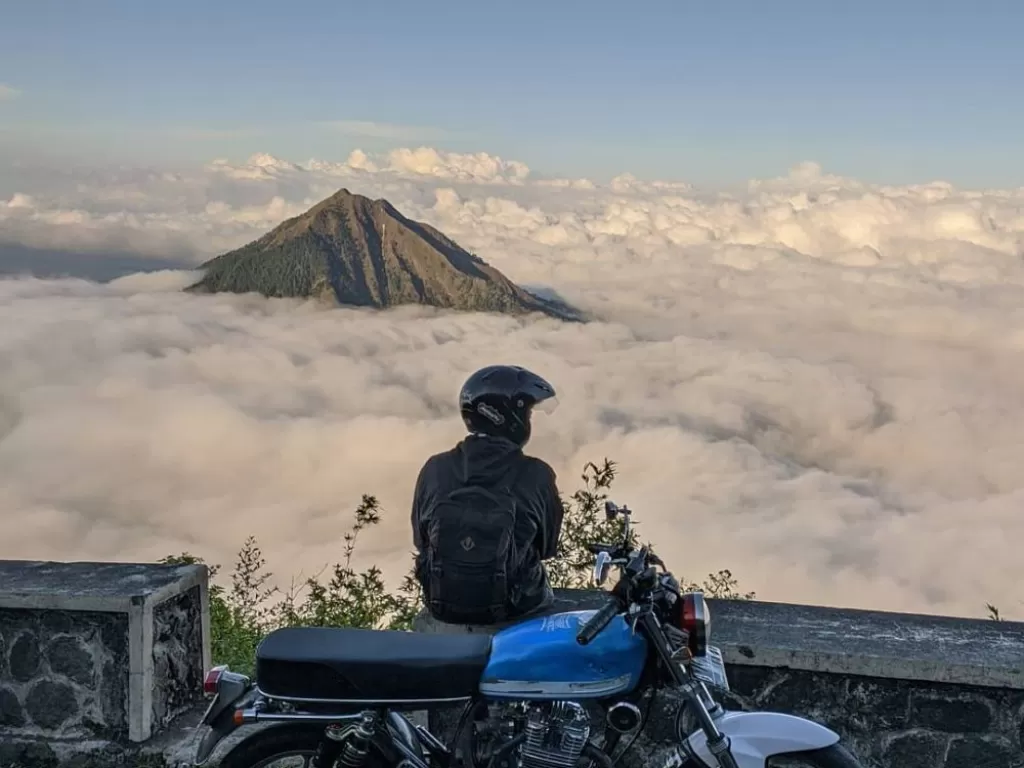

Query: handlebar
[576,597,621,645]
[578,504,741,768]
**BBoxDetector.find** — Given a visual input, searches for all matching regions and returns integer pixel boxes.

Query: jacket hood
[455,434,522,484]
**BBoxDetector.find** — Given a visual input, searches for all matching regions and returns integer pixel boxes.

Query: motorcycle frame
[195,504,842,768]
[194,603,724,768]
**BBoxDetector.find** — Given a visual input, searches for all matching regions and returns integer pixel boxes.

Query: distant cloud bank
[1,144,1023,620]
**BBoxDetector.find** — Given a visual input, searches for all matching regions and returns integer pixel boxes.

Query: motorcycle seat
[255,626,493,703]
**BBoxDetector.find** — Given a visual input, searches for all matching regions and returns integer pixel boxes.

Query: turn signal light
[203,665,228,696]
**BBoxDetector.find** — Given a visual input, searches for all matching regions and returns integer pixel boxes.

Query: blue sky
[1,0,1022,186]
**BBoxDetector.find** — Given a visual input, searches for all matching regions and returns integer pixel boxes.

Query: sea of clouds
[2,145,1024,620]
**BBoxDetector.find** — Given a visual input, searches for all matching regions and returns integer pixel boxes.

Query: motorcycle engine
[522,701,591,768]
[470,701,592,768]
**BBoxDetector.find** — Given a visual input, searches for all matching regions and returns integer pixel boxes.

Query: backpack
[421,462,525,624]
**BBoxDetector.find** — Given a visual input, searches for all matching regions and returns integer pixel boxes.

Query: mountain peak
[185,189,582,321]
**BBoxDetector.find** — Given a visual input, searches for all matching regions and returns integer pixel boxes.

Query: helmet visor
[533,396,559,415]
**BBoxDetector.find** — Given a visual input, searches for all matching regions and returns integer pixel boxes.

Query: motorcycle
[194,500,866,768]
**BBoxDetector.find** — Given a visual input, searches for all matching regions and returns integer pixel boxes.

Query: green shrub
[162,458,753,674]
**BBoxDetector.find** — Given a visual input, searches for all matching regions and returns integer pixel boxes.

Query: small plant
[543,459,755,600]
[546,460,633,589]
[166,458,754,671]
[273,495,404,630]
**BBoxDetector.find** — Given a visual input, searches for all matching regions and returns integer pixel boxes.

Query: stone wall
[0,560,211,767]
[152,584,205,733]
[414,589,1024,768]
[717,665,1024,767]
[703,598,1024,768]
[0,607,130,741]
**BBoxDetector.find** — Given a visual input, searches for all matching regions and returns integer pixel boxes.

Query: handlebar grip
[576,598,621,645]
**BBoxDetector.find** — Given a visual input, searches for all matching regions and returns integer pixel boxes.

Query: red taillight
[204,665,228,696]
[679,592,711,657]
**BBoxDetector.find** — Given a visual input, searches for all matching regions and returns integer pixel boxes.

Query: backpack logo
[460,536,476,551]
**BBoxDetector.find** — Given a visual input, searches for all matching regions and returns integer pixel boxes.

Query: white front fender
[685,710,840,768]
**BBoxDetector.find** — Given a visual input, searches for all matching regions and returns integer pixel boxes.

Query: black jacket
[411,434,564,620]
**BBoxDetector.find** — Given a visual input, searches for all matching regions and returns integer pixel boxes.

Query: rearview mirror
[593,550,613,587]
[604,500,619,520]
[605,500,632,542]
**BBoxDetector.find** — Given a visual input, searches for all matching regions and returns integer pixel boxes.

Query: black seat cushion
[255,626,493,702]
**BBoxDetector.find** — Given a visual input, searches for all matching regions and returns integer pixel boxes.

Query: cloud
[1,147,1024,620]
[377,147,531,183]
[0,84,20,101]
[309,147,532,184]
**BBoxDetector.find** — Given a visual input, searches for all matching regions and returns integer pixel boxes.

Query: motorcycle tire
[768,742,865,767]
[216,723,388,768]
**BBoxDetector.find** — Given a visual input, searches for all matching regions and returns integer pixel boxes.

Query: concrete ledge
[0,560,206,614]
[0,559,211,748]
[705,597,1024,690]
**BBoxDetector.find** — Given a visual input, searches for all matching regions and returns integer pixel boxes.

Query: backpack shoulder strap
[498,455,526,494]
[445,454,526,499]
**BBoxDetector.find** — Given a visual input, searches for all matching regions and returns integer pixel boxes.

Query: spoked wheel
[217,725,323,768]
[767,743,865,767]
[217,724,391,768]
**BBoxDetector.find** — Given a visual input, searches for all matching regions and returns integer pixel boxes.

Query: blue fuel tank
[478,609,648,700]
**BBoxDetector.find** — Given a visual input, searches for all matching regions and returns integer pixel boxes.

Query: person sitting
[410,364,565,626]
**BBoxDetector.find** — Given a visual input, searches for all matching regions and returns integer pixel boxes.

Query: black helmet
[459,365,557,446]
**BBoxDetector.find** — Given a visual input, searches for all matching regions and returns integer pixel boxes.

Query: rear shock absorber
[326,710,381,768]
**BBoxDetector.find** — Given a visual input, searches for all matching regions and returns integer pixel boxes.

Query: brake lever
[625,603,648,636]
